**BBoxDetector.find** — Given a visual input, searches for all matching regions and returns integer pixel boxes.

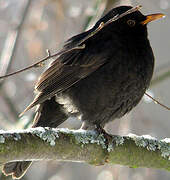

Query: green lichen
[0,130,22,142]
[113,135,124,146]
[0,135,5,143]
[62,129,107,150]
[31,127,59,146]
[13,133,21,141]
[127,134,170,160]
[64,130,124,152]
[0,132,21,142]
[75,131,106,149]
[158,139,170,160]
[106,135,124,152]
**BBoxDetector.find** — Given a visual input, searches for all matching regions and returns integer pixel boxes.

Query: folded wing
[21,30,108,114]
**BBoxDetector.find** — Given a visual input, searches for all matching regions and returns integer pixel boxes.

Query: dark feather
[21,42,107,115]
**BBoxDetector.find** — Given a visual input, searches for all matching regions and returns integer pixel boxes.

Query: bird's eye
[127,20,136,27]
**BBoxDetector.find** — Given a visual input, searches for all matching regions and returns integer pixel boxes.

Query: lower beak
[141,13,165,25]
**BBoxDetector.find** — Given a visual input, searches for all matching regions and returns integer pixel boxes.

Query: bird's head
[95,6,165,36]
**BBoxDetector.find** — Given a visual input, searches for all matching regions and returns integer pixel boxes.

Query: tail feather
[33,96,68,127]
[19,93,43,117]
[2,161,32,179]
[3,96,68,179]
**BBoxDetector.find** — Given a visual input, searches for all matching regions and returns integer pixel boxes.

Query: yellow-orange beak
[141,13,165,25]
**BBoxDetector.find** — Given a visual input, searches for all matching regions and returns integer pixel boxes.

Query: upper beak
[141,13,165,25]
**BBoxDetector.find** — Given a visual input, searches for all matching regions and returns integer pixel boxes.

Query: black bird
[3,6,164,179]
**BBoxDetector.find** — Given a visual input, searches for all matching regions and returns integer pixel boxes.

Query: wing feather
[21,27,108,115]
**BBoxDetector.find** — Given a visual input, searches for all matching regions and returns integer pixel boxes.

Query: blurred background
[0,0,170,179]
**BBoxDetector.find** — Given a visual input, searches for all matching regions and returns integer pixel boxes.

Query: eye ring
[127,20,136,27]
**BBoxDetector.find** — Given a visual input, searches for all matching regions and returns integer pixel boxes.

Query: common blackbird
[3,6,164,179]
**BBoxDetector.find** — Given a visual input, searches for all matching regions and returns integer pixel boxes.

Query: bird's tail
[2,97,68,179]
[2,161,32,179]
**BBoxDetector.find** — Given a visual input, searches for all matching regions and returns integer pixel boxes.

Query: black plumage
[3,6,164,179]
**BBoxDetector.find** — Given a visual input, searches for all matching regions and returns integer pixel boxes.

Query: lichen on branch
[0,128,169,171]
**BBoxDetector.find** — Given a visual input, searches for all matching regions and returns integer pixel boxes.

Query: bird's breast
[56,37,154,125]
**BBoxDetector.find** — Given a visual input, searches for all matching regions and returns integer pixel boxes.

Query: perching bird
[2,5,164,179]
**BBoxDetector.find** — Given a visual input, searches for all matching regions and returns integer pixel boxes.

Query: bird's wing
[21,30,108,114]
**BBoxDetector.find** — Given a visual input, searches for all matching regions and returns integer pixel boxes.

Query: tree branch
[0,128,169,171]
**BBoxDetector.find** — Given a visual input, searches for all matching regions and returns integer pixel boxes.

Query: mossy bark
[0,128,169,171]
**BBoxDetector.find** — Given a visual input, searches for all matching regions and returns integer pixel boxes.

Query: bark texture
[0,128,169,171]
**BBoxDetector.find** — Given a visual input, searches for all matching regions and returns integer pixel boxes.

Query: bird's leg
[95,125,113,150]
[94,124,106,134]
[81,122,113,150]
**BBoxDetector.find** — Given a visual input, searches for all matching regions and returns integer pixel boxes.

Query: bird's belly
[57,61,149,126]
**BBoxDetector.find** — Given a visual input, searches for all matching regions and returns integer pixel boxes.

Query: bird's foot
[95,125,113,151]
